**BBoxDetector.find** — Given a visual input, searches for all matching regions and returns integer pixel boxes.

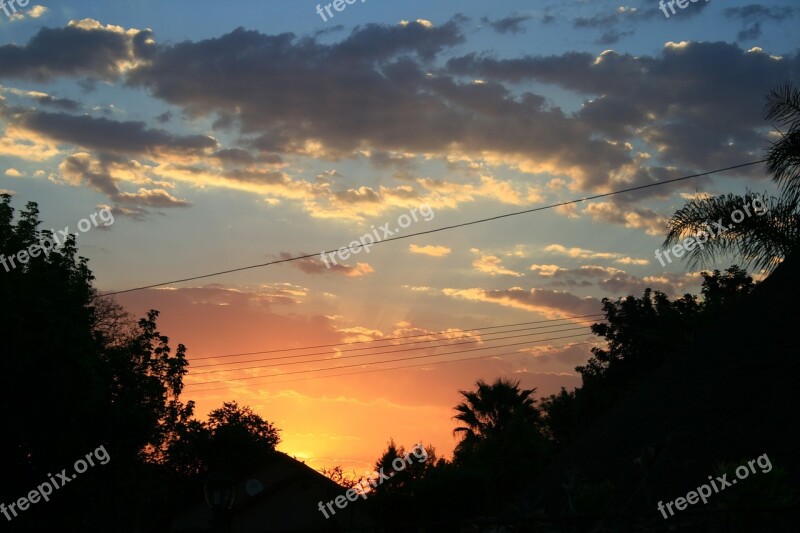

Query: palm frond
[764,82,800,202]
[663,191,800,274]
[764,82,800,129]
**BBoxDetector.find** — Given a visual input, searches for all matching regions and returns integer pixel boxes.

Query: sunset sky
[1,0,797,474]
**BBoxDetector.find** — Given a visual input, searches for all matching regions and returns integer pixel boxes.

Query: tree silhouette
[544,267,755,449]
[450,378,550,517]
[166,401,280,478]
[764,82,800,204]
[663,83,800,272]
[1,196,195,529]
[663,191,799,273]
[453,377,542,457]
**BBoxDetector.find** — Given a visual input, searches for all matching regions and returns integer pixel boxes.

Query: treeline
[1,195,281,531]
[346,266,796,530]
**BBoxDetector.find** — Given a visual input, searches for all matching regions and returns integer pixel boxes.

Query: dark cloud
[597,272,695,298]
[330,18,465,63]
[59,153,191,211]
[221,168,287,185]
[123,20,630,188]
[155,111,172,123]
[0,20,153,82]
[280,253,373,277]
[723,4,794,22]
[480,14,532,34]
[574,12,624,29]
[737,23,763,41]
[102,205,149,221]
[34,95,81,111]
[538,265,696,297]
[596,29,634,45]
[571,3,709,40]
[6,108,217,155]
[7,17,796,231]
[572,5,658,31]
[212,148,256,165]
[723,5,794,41]
[447,42,799,175]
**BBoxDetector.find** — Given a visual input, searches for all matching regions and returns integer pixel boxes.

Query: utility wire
[104,160,765,296]
[186,339,601,392]
[189,324,592,374]
[190,313,604,361]
[191,318,603,368]
[184,332,594,387]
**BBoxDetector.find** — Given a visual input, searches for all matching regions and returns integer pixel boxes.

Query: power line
[190,314,604,361]
[185,339,602,392]
[183,332,595,387]
[189,324,593,374]
[191,317,604,367]
[104,160,765,296]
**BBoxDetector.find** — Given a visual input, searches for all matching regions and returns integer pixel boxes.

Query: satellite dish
[245,479,264,497]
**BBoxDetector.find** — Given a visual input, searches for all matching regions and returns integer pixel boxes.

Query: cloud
[596,272,697,298]
[446,41,796,179]
[4,168,22,177]
[723,5,794,22]
[616,256,650,266]
[443,287,602,318]
[723,5,794,41]
[282,253,374,277]
[0,124,63,161]
[529,264,562,276]
[150,283,308,307]
[544,243,650,266]
[58,153,191,210]
[28,5,48,18]
[480,14,532,34]
[0,86,80,111]
[118,21,635,188]
[584,202,666,235]
[5,18,791,230]
[409,244,451,257]
[519,341,599,367]
[471,250,524,277]
[544,244,617,261]
[7,4,49,22]
[0,19,154,81]
[596,29,635,45]
[527,263,698,297]
[5,108,217,156]
[33,95,81,111]
[573,6,649,29]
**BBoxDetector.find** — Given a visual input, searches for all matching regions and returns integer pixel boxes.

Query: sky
[1,0,797,474]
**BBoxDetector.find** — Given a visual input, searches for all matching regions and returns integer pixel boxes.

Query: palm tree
[663,191,800,273]
[765,82,800,204]
[663,83,800,273]
[453,377,541,454]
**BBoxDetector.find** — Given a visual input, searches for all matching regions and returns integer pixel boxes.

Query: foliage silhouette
[1,196,284,531]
